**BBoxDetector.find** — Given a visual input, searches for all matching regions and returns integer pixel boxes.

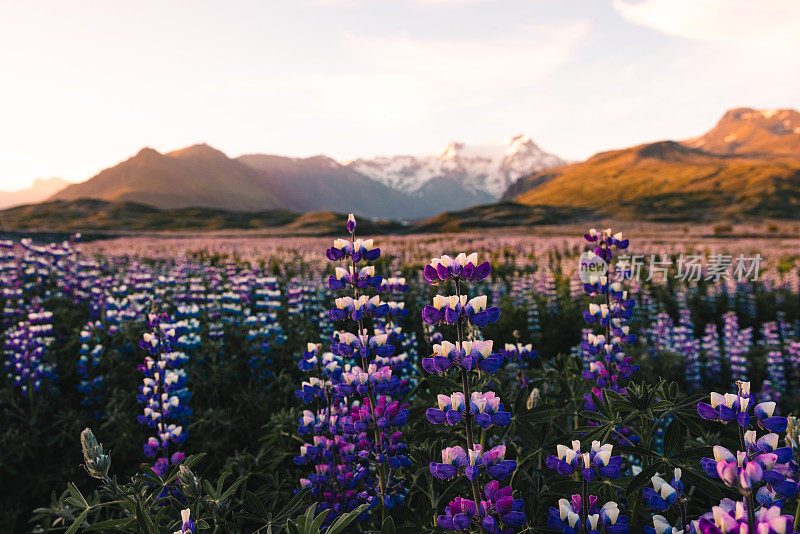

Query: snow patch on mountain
[345,134,565,198]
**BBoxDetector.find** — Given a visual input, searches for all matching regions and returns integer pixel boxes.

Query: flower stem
[581,478,589,534]
[455,279,484,534]
[737,426,756,532]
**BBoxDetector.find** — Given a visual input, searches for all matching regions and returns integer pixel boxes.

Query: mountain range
[3,106,800,228]
[0,178,70,209]
[47,135,563,219]
[347,134,565,207]
[504,107,800,221]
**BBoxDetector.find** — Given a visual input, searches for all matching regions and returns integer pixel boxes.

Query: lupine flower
[696,500,792,534]
[328,265,383,290]
[136,313,190,477]
[426,391,511,429]
[422,294,500,327]
[326,238,380,262]
[423,253,491,285]
[584,228,629,249]
[296,214,409,523]
[643,469,683,511]
[330,331,395,360]
[700,447,765,494]
[430,445,516,481]
[421,340,503,374]
[501,343,537,363]
[377,276,409,294]
[172,509,194,534]
[696,383,788,431]
[330,295,390,322]
[701,437,797,498]
[546,440,622,481]
[548,494,628,534]
[420,250,523,531]
[436,481,524,533]
[645,515,684,534]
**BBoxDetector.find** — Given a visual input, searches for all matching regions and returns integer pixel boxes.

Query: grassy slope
[514,142,800,221]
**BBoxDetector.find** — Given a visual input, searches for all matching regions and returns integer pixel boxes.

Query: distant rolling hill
[48,140,564,220]
[47,134,567,220]
[0,199,403,235]
[50,144,423,220]
[0,177,70,209]
[505,108,800,221]
[0,198,593,235]
[235,153,425,218]
[51,145,289,212]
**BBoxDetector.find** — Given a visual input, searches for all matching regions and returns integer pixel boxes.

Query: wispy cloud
[613,0,800,58]
[275,21,589,127]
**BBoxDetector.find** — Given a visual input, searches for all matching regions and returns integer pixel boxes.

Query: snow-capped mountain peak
[347,134,564,199]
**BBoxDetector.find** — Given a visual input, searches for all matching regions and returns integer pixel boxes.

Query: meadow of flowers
[3,217,800,534]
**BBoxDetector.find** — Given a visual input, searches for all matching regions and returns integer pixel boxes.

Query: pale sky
[1,0,799,190]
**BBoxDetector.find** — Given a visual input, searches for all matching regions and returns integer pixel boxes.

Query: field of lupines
[4,217,800,534]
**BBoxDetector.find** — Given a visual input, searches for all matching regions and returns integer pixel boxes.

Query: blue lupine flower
[426,391,511,429]
[173,509,194,534]
[423,253,491,286]
[422,294,500,327]
[546,441,622,481]
[421,340,503,374]
[548,494,628,534]
[644,515,683,534]
[430,445,516,482]
[643,469,683,511]
[697,382,788,431]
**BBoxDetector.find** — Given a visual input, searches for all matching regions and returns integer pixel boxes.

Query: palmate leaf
[663,418,682,455]
[84,517,135,531]
[245,490,268,519]
[135,498,156,534]
[615,445,661,459]
[64,509,89,534]
[579,410,610,423]
[516,405,562,424]
[681,466,726,501]
[307,505,328,534]
[288,503,368,534]
[325,504,369,534]
[381,516,396,534]
[670,446,714,461]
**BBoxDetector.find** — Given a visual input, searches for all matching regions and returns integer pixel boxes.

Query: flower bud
[80,428,111,479]
[177,465,202,498]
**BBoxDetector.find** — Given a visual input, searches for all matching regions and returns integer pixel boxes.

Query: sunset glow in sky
[1,0,799,190]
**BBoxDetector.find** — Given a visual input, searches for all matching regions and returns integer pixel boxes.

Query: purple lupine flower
[695,500,792,534]
[422,340,504,375]
[437,481,525,532]
[696,382,788,432]
[643,469,684,511]
[296,214,410,522]
[644,515,683,534]
[426,391,511,429]
[136,313,190,477]
[423,253,491,286]
[547,494,628,534]
[173,509,194,534]
[545,441,622,481]
[422,294,500,327]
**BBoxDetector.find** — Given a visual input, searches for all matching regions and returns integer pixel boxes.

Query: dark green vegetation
[5,256,800,533]
[0,199,404,235]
